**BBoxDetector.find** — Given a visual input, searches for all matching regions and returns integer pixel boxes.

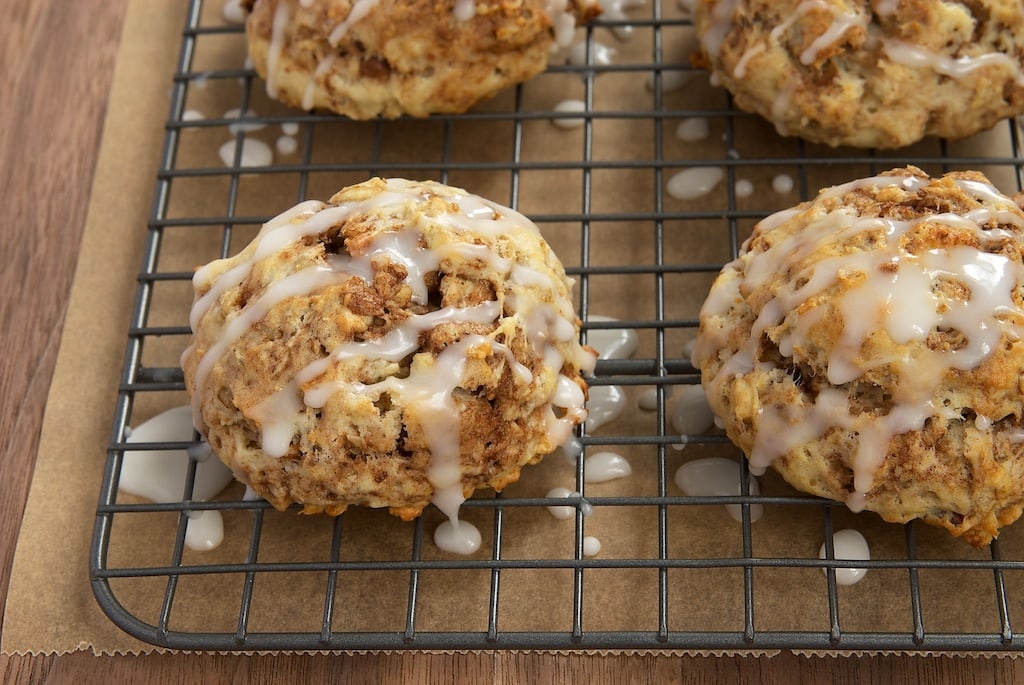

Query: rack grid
[91,0,1024,652]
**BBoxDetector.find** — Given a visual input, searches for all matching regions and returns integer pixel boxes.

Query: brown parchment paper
[6,0,1024,657]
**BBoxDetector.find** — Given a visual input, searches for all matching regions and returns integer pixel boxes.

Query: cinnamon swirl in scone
[182,178,596,521]
[245,0,601,119]
[693,167,1024,546]
[692,0,1024,148]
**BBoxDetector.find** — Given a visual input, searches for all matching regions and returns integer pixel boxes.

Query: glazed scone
[692,0,1024,148]
[245,0,601,119]
[182,178,596,520]
[693,167,1024,546]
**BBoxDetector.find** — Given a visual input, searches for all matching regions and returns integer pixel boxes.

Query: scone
[693,166,1024,546]
[182,178,596,521]
[692,0,1024,148]
[245,0,601,119]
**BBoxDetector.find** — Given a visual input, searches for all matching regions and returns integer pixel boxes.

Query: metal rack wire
[91,0,1024,651]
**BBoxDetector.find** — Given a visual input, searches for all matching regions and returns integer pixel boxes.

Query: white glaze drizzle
[695,172,1024,508]
[701,0,741,59]
[302,54,337,111]
[586,315,639,360]
[328,0,382,44]
[882,38,1024,87]
[265,2,290,98]
[732,42,765,79]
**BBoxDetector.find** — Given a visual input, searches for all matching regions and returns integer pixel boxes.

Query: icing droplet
[434,519,482,555]
[119,406,235,503]
[561,437,584,465]
[735,179,754,198]
[453,0,476,21]
[671,385,716,436]
[225,108,266,134]
[674,457,763,522]
[675,117,709,142]
[586,315,639,359]
[546,487,576,519]
[276,135,298,155]
[583,536,602,556]
[119,406,235,552]
[772,173,794,194]
[584,451,633,483]
[637,387,663,411]
[222,0,246,23]
[602,0,644,42]
[281,121,300,136]
[586,385,627,431]
[566,40,617,67]
[219,139,274,167]
[819,529,870,585]
[182,109,205,122]
[667,167,725,201]
[552,99,588,129]
[184,510,225,551]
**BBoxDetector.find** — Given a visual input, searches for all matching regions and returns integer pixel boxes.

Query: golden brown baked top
[694,166,1024,545]
[693,0,1024,148]
[182,178,595,521]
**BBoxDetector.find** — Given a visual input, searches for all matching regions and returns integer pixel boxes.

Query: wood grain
[0,0,1020,682]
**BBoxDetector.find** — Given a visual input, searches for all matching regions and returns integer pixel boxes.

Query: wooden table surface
[2,1,1023,682]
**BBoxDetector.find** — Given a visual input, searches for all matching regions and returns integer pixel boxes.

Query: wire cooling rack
[91,0,1024,652]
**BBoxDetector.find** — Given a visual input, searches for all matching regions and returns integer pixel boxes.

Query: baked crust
[182,178,595,519]
[693,0,1024,148]
[246,0,601,119]
[693,166,1024,545]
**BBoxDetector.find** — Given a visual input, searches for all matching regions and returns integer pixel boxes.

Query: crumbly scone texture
[245,0,601,119]
[692,0,1024,148]
[183,178,593,519]
[693,166,1024,546]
